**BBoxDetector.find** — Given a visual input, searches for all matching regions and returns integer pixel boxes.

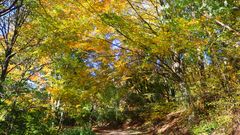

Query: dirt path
[93,110,188,135]
[94,128,151,135]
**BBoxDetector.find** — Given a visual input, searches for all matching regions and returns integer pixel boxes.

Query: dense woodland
[0,0,239,134]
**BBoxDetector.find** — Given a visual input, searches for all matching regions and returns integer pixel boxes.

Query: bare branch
[215,19,240,36]
[126,0,158,35]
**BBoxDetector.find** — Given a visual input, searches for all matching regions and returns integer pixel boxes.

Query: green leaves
[0,0,238,133]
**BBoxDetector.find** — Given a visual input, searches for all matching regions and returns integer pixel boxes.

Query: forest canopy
[0,0,239,134]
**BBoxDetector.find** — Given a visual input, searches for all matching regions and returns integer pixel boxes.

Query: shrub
[60,127,95,135]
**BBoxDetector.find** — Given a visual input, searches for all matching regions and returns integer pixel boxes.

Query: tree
[0,0,238,133]
[0,0,23,17]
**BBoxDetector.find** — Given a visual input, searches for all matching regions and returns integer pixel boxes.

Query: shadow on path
[94,128,151,135]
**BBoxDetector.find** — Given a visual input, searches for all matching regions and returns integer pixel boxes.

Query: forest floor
[93,110,189,135]
[93,121,152,135]
[94,128,149,135]
[94,111,240,135]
